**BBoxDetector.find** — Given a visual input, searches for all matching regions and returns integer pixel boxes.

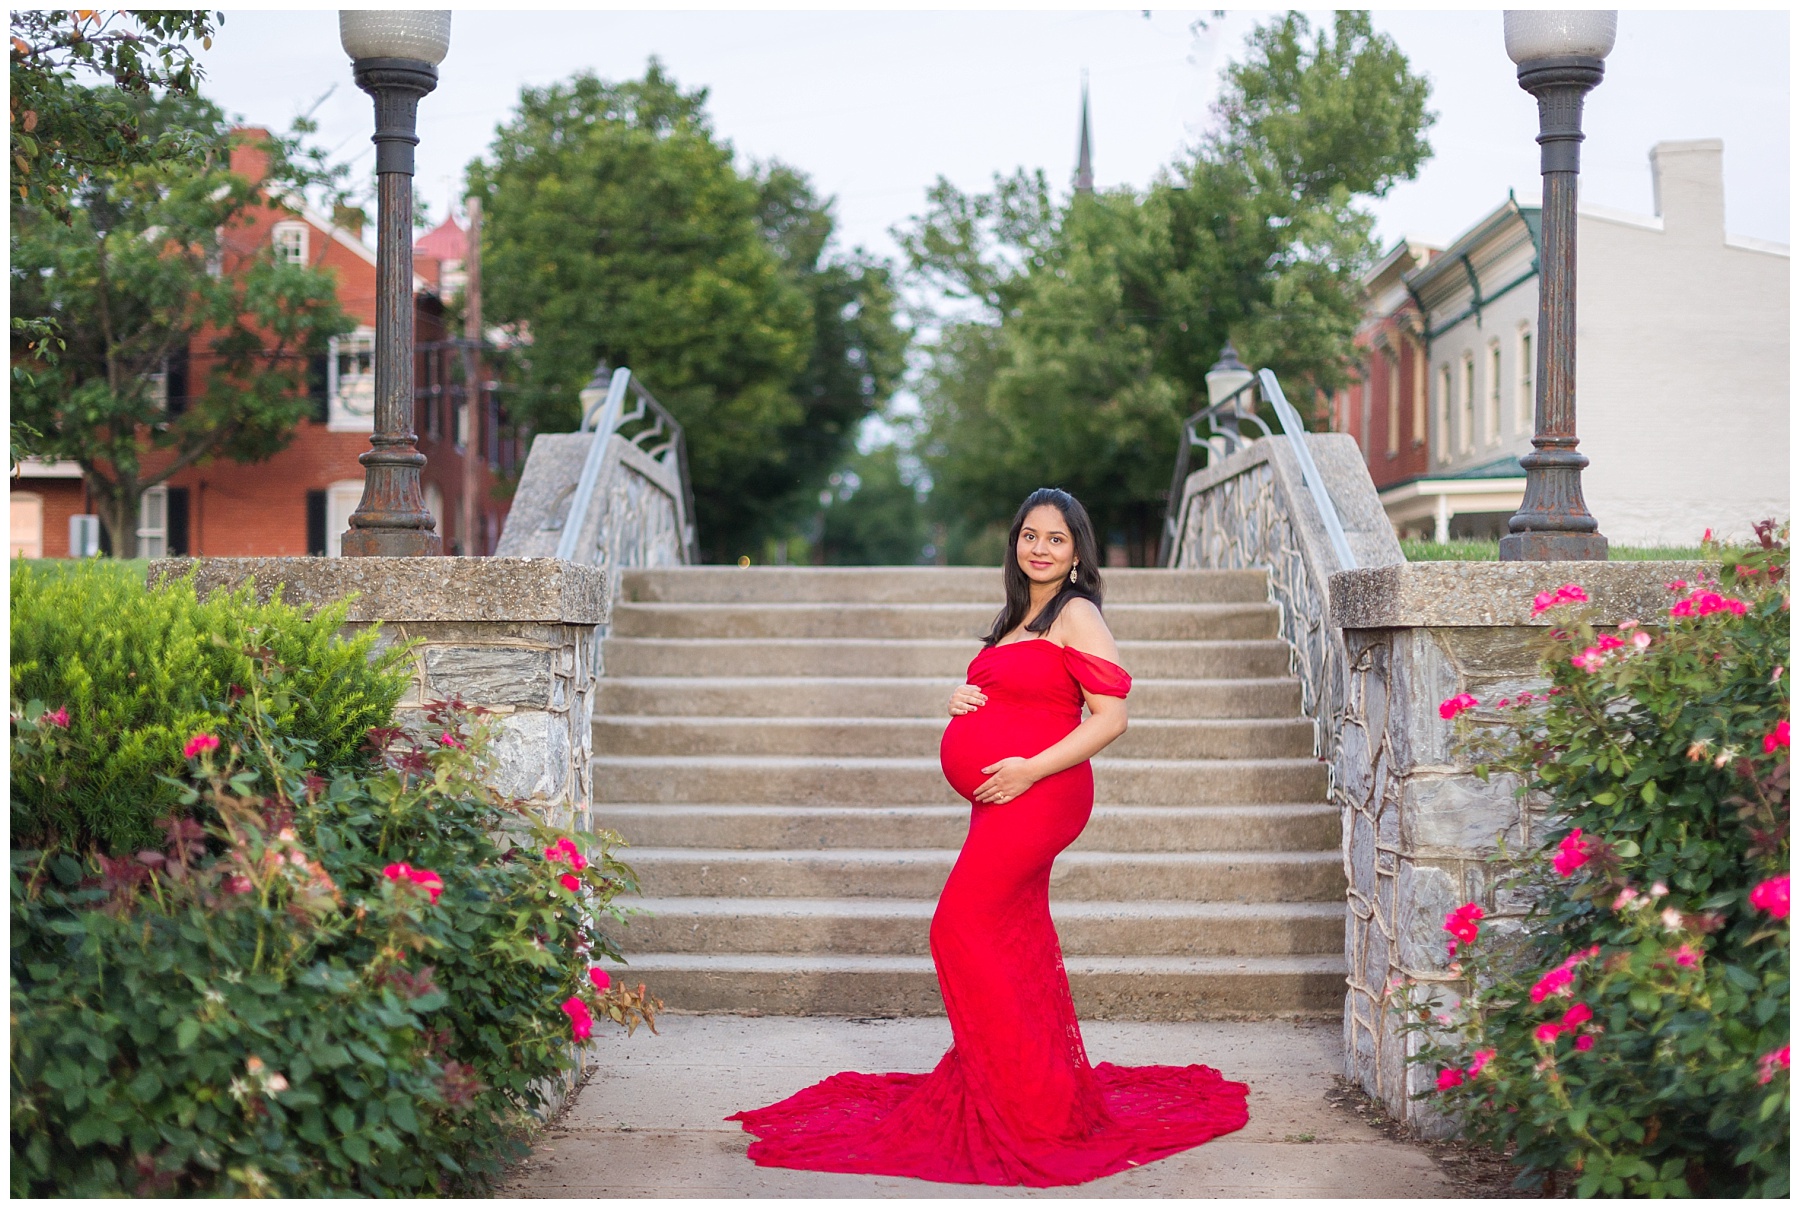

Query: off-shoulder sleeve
[1063,646,1131,699]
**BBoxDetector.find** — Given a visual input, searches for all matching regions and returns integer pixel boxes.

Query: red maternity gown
[726,638,1250,1187]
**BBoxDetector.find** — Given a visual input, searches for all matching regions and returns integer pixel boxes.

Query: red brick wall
[10,479,86,557]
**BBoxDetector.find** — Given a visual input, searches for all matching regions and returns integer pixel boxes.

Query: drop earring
[1069,562,1078,584]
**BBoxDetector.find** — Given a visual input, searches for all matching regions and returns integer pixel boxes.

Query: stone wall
[147,557,610,832]
[1329,560,1713,1131]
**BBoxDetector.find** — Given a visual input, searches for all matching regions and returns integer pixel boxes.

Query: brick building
[10,128,518,559]
[1328,239,1439,499]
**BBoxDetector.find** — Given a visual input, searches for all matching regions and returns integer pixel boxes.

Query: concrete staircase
[592,567,1345,1019]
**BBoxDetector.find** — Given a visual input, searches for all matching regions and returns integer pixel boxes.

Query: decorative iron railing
[493,364,697,571]
[1158,368,1356,571]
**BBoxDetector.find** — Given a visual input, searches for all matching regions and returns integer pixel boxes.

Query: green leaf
[175,1018,201,1050]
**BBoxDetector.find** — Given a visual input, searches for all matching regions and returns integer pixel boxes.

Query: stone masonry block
[424,646,555,708]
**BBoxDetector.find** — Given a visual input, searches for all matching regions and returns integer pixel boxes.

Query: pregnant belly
[940,705,1077,802]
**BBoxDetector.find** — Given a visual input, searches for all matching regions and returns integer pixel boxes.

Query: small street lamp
[1499,10,1615,562]
[337,10,450,557]
[1204,342,1255,444]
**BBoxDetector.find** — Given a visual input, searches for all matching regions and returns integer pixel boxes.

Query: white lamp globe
[339,11,452,65]
[1205,344,1255,410]
[1503,11,1617,65]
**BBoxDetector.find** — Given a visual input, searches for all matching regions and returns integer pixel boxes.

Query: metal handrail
[1258,369,1357,572]
[1158,375,1270,564]
[1157,365,1357,571]
[555,366,699,564]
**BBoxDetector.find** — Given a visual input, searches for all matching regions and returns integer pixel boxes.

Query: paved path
[502,1014,1452,1198]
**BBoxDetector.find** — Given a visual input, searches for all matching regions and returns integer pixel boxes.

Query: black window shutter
[307,353,330,423]
[167,488,190,555]
[166,347,191,416]
[306,489,328,556]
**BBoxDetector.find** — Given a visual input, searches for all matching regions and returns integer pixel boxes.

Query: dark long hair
[980,487,1105,647]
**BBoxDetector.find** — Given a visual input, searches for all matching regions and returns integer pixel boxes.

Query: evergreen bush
[11,678,658,1196]
[1406,525,1789,1196]
[10,559,410,853]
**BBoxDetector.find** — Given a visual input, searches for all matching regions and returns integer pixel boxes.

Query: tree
[818,445,930,566]
[10,9,222,459]
[467,61,905,562]
[10,94,351,556]
[903,11,1432,563]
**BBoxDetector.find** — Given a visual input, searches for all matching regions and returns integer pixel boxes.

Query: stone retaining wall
[147,557,610,832]
[1328,560,1713,1131]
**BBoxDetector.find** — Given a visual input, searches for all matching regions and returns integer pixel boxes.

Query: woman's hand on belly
[973,755,1041,804]
[947,683,987,716]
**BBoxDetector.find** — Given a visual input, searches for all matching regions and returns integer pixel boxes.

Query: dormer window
[272,222,309,266]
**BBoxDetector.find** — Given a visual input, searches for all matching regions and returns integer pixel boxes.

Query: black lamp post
[337,10,449,557]
[1499,10,1615,562]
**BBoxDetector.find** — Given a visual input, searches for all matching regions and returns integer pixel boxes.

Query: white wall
[1577,140,1790,545]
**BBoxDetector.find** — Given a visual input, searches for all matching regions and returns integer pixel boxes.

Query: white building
[1392,139,1788,546]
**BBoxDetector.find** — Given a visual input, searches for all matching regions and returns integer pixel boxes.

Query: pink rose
[440,731,465,750]
[1574,1035,1594,1052]
[1632,631,1651,649]
[589,967,610,992]
[561,995,594,1041]
[1468,1049,1497,1077]
[183,733,220,759]
[1552,829,1590,878]
[1561,1002,1592,1028]
[43,706,69,728]
[1443,903,1485,950]
[1758,1046,1790,1084]
[1436,1067,1465,1090]
[1749,875,1790,920]
[1438,693,1478,721]
[1571,648,1605,673]
[560,873,581,893]
[1534,1021,1565,1044]
[1764,720,1790,754]
[1672,943,1700,968]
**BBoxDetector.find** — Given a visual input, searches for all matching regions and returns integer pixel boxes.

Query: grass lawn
[1400,539,1709,562]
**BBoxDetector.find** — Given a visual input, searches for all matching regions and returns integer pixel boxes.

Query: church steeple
[1074,72,1094,195]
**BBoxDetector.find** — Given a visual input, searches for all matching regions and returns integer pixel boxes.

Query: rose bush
[12,651,659,1196]
[1402,524,1789,1197]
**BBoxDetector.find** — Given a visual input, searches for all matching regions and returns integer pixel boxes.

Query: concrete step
[592,715,1317,760]
[594,803,1342,853]
[590,754,1330,807]
[609,602,1280,642]
[621,848,1346,902]
[595,952,1344,1019]
[595,677,1304,720]
[621,566,1270,606]
[608,897,1345,958]
[601,637,1296,681]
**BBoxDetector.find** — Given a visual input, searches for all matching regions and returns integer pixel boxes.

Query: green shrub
[1400,538,1708,562]
[10,559,410,854]
[11,680,658,1197]
[1406,525,1789,1196]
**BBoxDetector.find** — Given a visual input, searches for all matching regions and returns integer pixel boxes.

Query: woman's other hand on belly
[973,755,1041,804]
[948,684,987,716]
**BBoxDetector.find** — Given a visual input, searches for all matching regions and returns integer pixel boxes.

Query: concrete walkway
[502,1015,1452,1198]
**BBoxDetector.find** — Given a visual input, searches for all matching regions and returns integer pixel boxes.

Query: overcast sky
[200,7,1789,263]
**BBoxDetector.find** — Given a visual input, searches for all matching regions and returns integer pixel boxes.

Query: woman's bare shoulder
[1053,596,1119,661]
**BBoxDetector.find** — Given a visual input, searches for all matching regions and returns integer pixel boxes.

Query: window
[1460,354,1475,454]
[1411,337,1426,447]
[327,328,376,431]
[1437,364,1451,463]
[306,352,330,423]
[1488,341,1502,444]
[306,489,328,556]
[1384,348,1400,455]
[271,222,309,266]
[325,480,362,557]
[1518,329,1535,433]
[137,487,168,558]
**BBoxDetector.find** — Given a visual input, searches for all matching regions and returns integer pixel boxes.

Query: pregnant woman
[728,488,1249,1187]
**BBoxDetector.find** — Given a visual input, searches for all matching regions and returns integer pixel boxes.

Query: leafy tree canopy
[903,11,1432,563]
[9,9,221,220]
[467,61,906,562]
[10,92,353,556]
